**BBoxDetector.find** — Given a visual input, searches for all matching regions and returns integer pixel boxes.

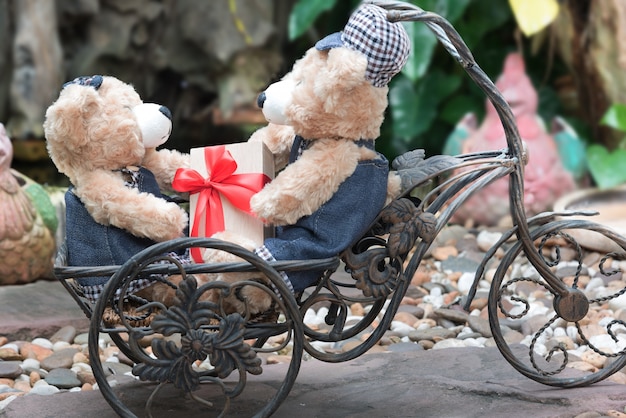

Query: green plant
[287,0,567,160]
[587,104,626,189]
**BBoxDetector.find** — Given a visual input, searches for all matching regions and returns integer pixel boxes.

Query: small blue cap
[315,32,344,50]
[63,75,103,90]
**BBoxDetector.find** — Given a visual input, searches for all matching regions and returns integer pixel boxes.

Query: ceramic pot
[553,186,626,253]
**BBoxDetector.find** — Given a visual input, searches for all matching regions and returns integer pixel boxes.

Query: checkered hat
[315,4,410,87]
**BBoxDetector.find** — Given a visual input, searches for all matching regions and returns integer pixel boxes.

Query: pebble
[432,338,467,349]
[467,315,493,338]
[432,245,458,261]
[31,338,53,350]
[0,363,23,380]
[76,371,96,386]
[0,348,21,361]
[40,348,79,371]
[21,358,41,374]
[476,230,503,252]
[2,225,626,414]
[50,326,77,344]
[393,311,420,326]
[44,368,82,389]
[0,392,22,402]
[408,328,457,342]
[102,362,133,377]
[29,383,61,396]
[20,342,53,361]
[434,308,469,324]
[29,371,40,386]
[457,272,477,295]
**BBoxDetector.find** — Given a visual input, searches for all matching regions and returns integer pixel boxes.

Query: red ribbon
[172,146,269,262]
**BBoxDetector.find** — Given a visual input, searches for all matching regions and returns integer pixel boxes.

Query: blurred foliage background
[288,0,626,188]
[289,0,572,158]
[2,0,626,187]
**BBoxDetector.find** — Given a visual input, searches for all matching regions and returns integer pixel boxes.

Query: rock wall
[554,0,626,149]
[0,0,290,158]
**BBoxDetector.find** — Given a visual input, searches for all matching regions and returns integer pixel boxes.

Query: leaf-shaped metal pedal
[382,198,437,259]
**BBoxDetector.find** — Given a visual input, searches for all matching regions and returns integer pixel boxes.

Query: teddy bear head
[44,75,172,185]
[258,4,410,141]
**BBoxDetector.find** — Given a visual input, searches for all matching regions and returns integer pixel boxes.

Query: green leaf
[390,71,462,141]
[390,75,422,141]
[586,144,626,189]
[454,0,512,49]
[426,70,462,103]
[600,104,626,133]
[399,0,471,81]
[401,22,438,82]
[440,95,482,125]
[288,0,337,41]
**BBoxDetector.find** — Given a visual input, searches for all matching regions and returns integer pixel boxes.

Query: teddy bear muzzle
[133,103,173,148]
[257,79,295,126]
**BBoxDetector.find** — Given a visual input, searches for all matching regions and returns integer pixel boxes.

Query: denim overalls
[65,167,185,300]
[262,136,389,293]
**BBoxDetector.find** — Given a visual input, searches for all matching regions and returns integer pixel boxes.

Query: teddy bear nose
[159,106,172,121]
[257,92,266,109]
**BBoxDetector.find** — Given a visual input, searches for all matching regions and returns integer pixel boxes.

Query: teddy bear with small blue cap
[203,3,421,315]
[44,75,192,305]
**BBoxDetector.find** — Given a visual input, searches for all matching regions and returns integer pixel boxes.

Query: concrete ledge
[4,346,626,418]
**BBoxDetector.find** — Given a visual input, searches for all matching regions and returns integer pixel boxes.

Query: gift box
[174,142,274,262]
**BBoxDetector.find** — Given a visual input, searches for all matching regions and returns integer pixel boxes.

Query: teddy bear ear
[44,83,101,148]
[315,48,368,113]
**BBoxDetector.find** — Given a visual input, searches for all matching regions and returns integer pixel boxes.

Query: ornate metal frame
[54,1,626,416]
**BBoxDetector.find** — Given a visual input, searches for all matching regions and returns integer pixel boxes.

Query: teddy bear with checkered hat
[203,3,418,315]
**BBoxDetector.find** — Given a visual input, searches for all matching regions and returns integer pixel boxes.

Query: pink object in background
[0,123,56,284]
[447,53,577,226]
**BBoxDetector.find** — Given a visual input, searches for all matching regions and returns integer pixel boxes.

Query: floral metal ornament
[132,277,262,392]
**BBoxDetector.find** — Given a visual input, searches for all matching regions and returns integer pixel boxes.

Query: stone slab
[0,280,89,340]
[4,346,626,417]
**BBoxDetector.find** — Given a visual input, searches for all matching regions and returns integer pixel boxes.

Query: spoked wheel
[88,237,304,418]
[488,219,626,387]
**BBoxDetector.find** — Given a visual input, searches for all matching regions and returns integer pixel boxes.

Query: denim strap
[289,136,375,164]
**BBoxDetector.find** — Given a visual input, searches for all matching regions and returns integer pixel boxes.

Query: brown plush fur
[204,45,402,312]
[44,76,191,305]
[44,76,189,243]
[201,232,274,316]
[249,47,400,225]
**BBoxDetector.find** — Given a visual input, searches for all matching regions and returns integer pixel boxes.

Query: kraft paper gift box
[176,142,274,261]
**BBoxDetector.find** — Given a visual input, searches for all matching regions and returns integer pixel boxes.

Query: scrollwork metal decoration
[50,2,626,416]
[132,277,262,393]
[344,197,437,298]
[489,221,626,386]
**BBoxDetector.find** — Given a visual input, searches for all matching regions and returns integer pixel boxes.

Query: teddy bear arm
[75,171,187,242]
[251,140,361,225]
[386,172,402,206]
[248,124,295,170]
[142,148,190,193]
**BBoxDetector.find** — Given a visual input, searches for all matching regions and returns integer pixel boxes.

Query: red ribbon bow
[172,146,269,262]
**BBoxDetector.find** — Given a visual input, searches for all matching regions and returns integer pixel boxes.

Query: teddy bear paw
[202,274,275,317]
[251,192,303,225]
